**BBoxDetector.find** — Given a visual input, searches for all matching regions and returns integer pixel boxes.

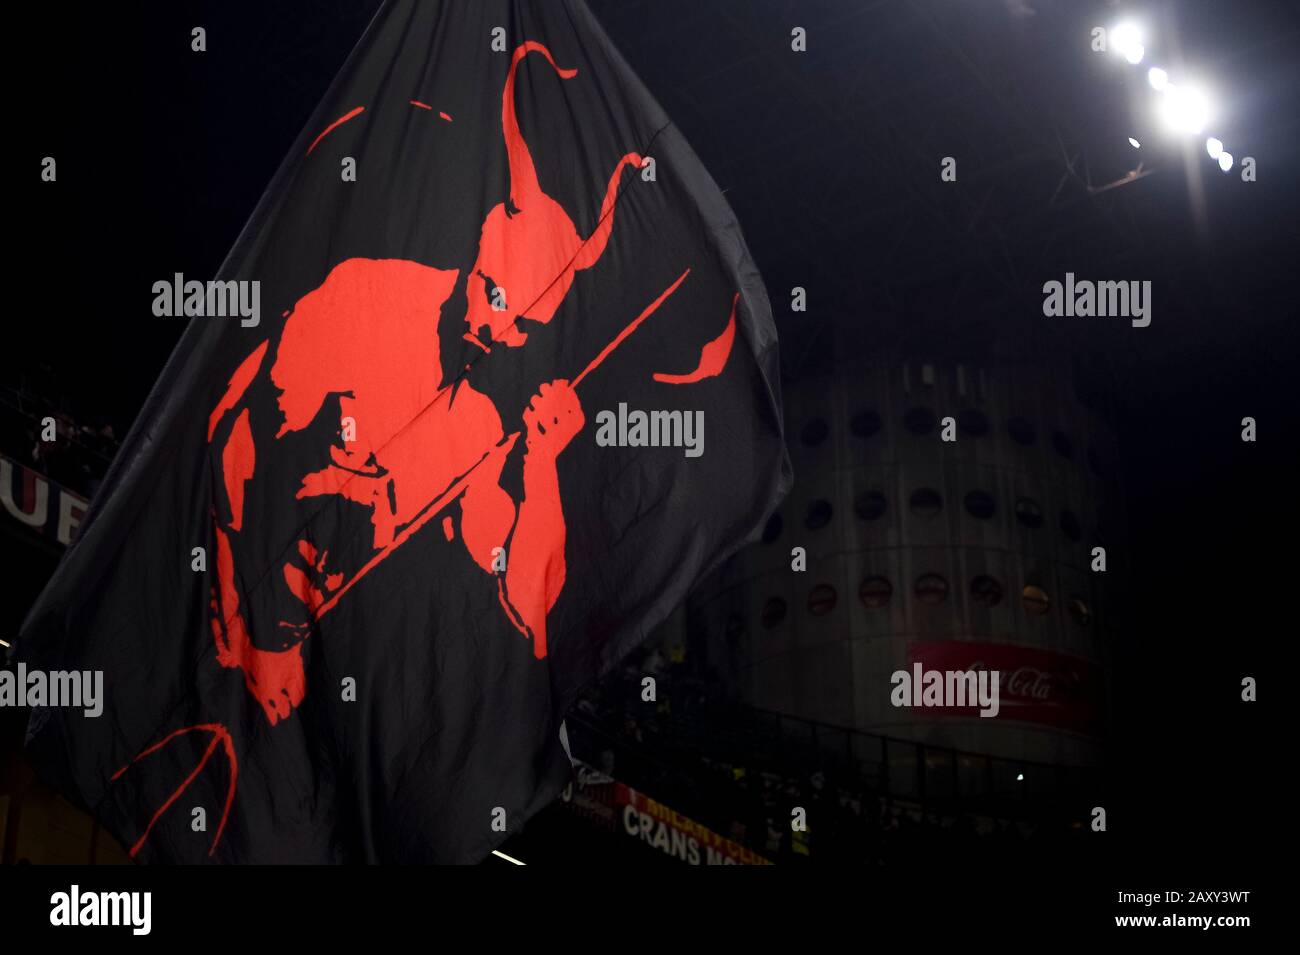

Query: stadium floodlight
[1218,151,1234,172]
[1110,22,1143,63]
[1128,137,1141,148]
[1206,137,1223,159]
[1148,66,1169,91]
[1159,84,1211,134]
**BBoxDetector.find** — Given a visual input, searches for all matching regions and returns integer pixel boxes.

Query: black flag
[15,0,789,862]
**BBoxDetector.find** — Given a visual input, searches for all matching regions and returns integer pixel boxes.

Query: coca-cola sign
[907,641,1102,735]
[991,665,1052,701]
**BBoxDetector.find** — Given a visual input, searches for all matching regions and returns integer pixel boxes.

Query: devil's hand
[523,379,584,456]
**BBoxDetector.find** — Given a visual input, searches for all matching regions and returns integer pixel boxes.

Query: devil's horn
[504,42,576,208]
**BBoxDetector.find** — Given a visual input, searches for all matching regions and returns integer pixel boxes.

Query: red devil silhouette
[113,41,734,859]
[211,40,647,723]
[465,41,644,349]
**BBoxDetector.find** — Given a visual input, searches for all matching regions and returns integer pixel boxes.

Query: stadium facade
[683,336,1120,780]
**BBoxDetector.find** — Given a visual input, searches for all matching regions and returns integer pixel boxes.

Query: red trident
[312,267,691,622]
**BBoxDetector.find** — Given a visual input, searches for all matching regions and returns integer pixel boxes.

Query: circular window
[1059,509,1082,542]
[970,575,1004,608]
[903,407,937,435]
[957,409,989,437]
[1021,585,1051,616]
[801,418,829,447]
[725,613,744,642]
[805,500,833,530]
[854,490,888,521]
[914,574,950,606]
[762,513,783,544]
[1015,498,1044,529]
[1007,417,1036,446]
[964,490,996,520]
[1068,596,1091,626]
[859,576,893,609]
[1051,429,1074,459]
[807,584,837,616]
[761,597,787,629]
[909,488,943,518]
[850,411,882,438]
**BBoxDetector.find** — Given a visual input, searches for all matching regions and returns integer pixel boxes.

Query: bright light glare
[1206,137,1223,159]
[1218,151,1234,172]
[1110,23,1142,61]
[1148,67,1169,91]
[1128,137,1141,148]
[1159,84,1211,134]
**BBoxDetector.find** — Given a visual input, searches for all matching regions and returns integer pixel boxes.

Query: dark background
[7,0,1295,880]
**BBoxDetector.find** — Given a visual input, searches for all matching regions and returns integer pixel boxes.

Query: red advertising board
[562,771,771,865]
[907,640,1103,736]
